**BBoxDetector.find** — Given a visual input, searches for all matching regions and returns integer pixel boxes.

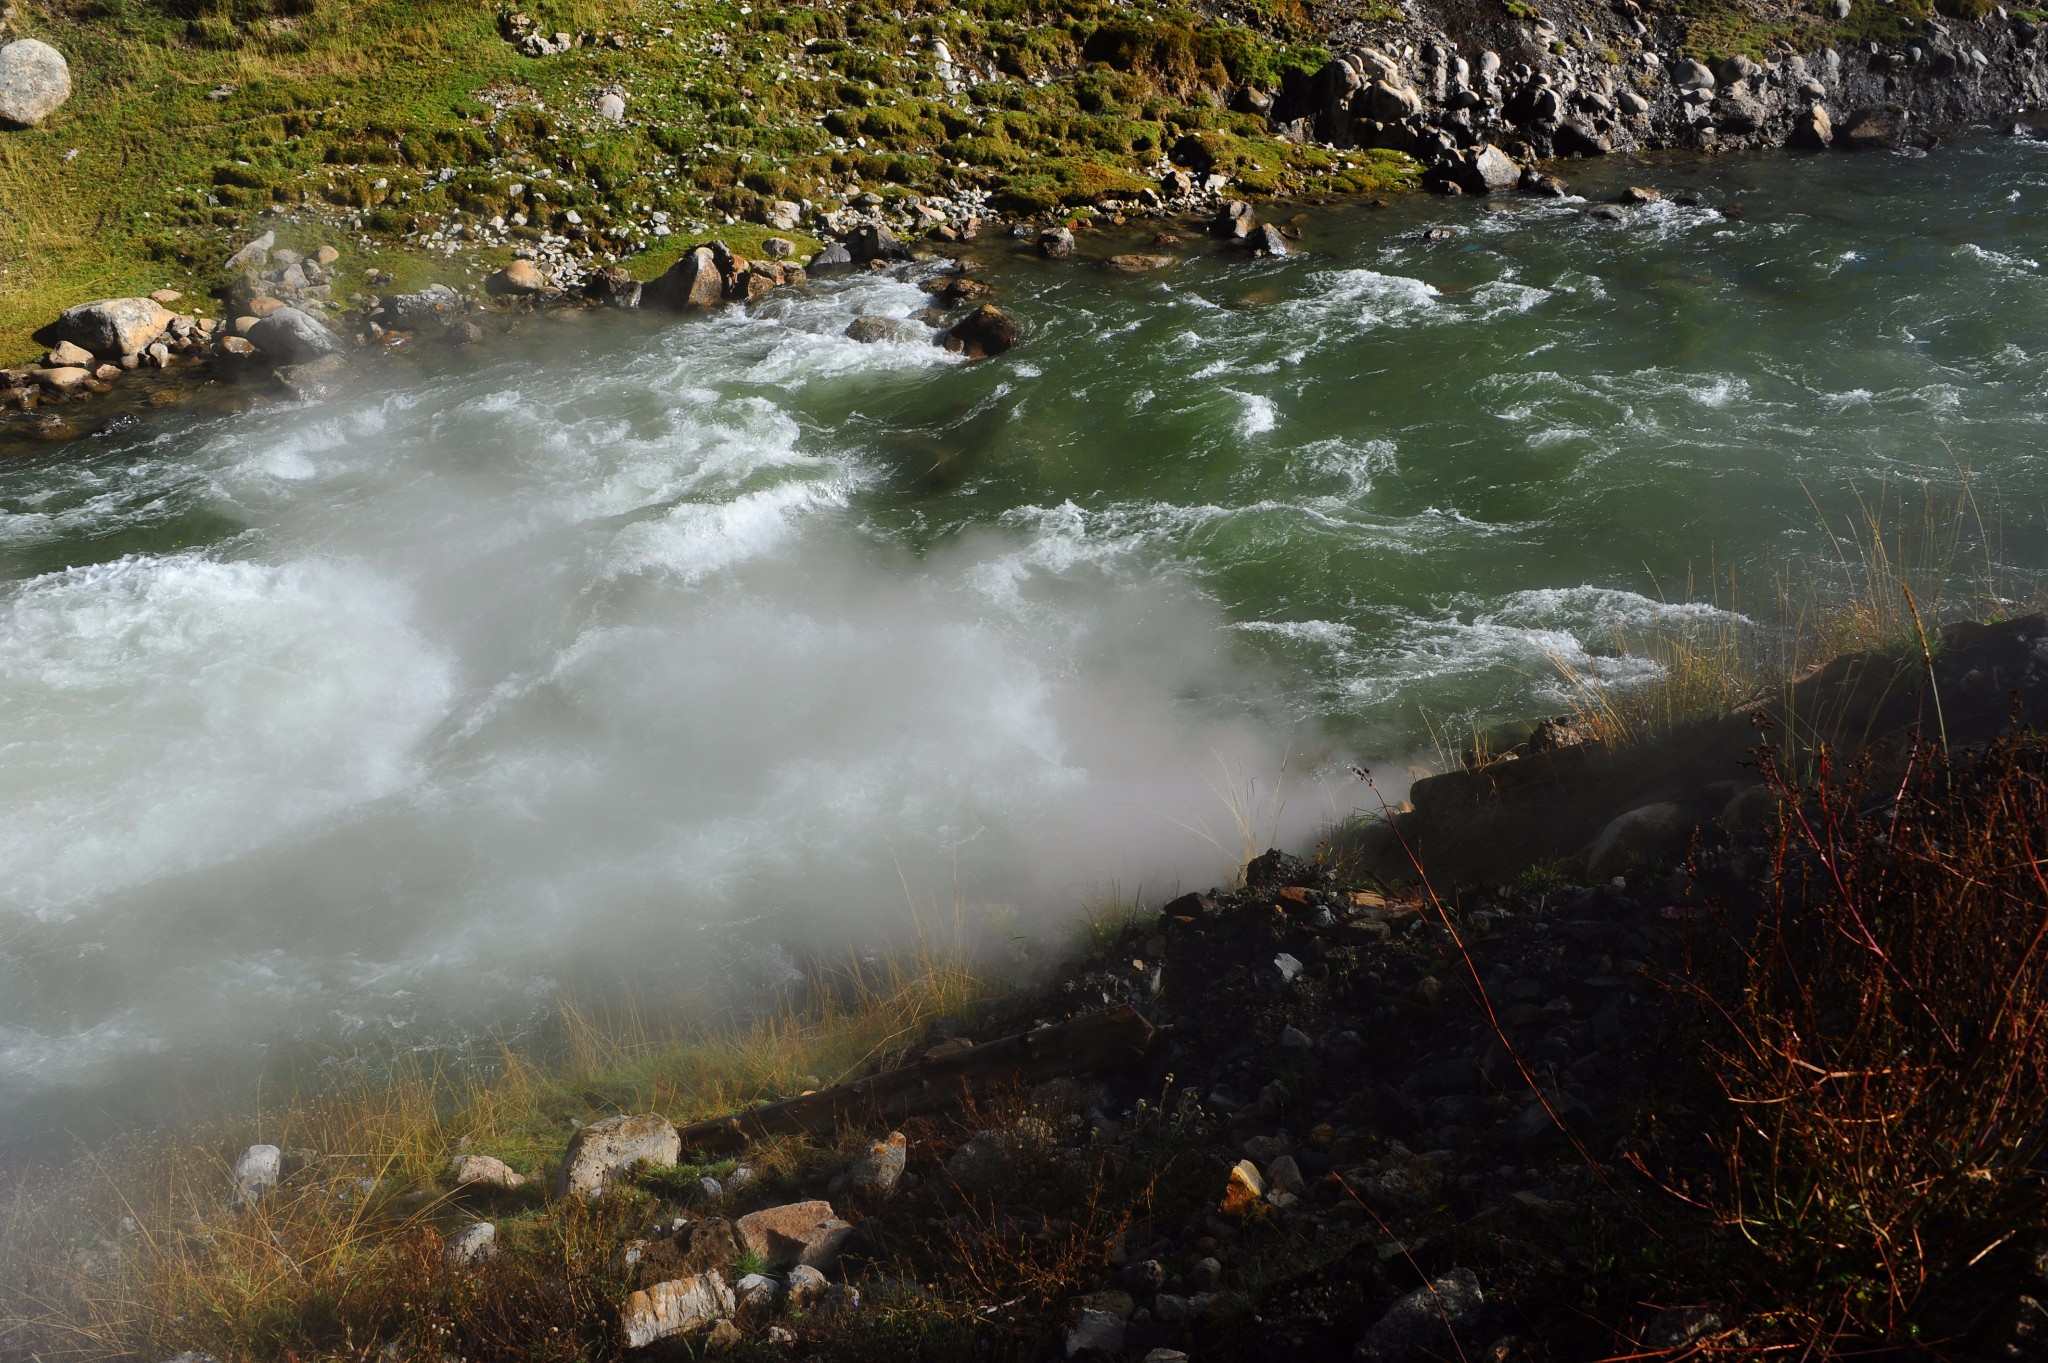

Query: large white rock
[0,39,70,128]
[234,1144,281,1205]
[45,297,171,359]
[556,1113,681,1197]
[619,1271,734,1348]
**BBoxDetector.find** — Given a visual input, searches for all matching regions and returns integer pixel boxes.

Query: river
[4,139,2046,1152]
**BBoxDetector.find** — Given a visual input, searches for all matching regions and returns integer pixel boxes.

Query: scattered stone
[1617,185,1662,206]
[486,260,545,296]
[1104,253,1175,273]
[734,1272,780,1311]
[734,1201,852,1270]
[584,264,642,308]
[1067,1308,1126,1355]
[45,340,90,367]
[849,1130,907,1196]
[785,1263,830,1309]
[1219,1158,1265,1217]
[595,91,626,122]
[450,1153,526,1191]
[443,1221,496,1266]
[1038,226,1077,258]
[34,365,91,393]
[1585,801,1688,880]
[942,304,1018,360]
[0,38,70,128]
[1357,1268,1486,1362]
[315,246,340,266]
[557,1113,681,1198]
[148,289,182,306]
[43,298,172,359]
[619,1271,734,1349]
[380,284,464,329]
[225,231,275,271]
[235,1144,281,1205]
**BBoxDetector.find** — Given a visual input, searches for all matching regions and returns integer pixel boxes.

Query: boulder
[443,1221,496,1267]
[1466,144,1521,193]
[619,1271,734,1349]
[249,308,346,365]
[486,260,545,296]
[1213,199,1257,240]
[225,231,275,271]
[733,1201,853,1269]
[1357,1268,1485,1362]
[235,1144,281,1205]
[1364,79,1423,121]
[1585,801,1688,880]
[1672,58,1716,90]
[273,353,352,401]
[1251,223,1289,257]
[595,91,625,122]
[734,1271,780,1311]
[762,236,796,260]
[0,39,71,128]
[558,1113,681,1197]
[646,246,724,309]
[944,1131,1017,1192]
[46,340,91,367]
[1793,103,1835,149]
[942,304,1018,360]
[765,200,802,231]
[848,1131,907,1196]
[844,316,925,344]
[1068,1309,1126,1356]
[1038,226,1076,258]
[1617,185,1662,206]
[785,1264,829,1309]
[845,223,908,263]
[1104,253,1176,273]
[34,365,92,393]
[380,284,463,329]
[450,1153,526,1191]
[1839,107,1900,150]
[584,264,642,308]
[1219,1159,1265,1217]
[807,242,855,272]
[44,298,172,359]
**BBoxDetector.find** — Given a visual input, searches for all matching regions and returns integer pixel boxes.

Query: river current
[4,141,2046,1149]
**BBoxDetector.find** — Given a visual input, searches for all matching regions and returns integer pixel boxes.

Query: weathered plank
[674,1007,1156,1154]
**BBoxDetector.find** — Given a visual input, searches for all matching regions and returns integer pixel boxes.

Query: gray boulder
[249,308,346,365]
[557,1113,681,1197]
[44,297,171,359]
[1038,226,1076,259]
[1357,1268,1485,1362]
[443,1221,496,1267]
[1672,58,1716,90]
[807,242,855,272]
[0,39,71,128]
[234,1144,281,1205]
[379,284,463,330]
[844,316,925,344]
[848,1130,907,1196]
[1466,144,1520,193]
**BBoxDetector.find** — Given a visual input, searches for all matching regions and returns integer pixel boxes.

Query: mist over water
[6,141,2048,1149]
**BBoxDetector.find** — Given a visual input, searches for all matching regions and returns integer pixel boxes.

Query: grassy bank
[0,0,1416,363]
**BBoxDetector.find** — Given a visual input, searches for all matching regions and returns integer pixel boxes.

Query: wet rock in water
[28,413,75,440]
[619,1271,734,1349]
[1067,1308,1126,1355]
[1521,168,1569,196]
[807,242,855,273]
[1587,204,1628,223]
[844,316,924,344]
[235,1144,281,1205]
[486,260,545,296]
[442,320,485,346]
[250,308,346,365]
[943,304,1018,360]
[43,297,172,359]
[1463,144,1521,194]
[1251,223,1290,257]
[1038,226,1076,258]
[557,1113,681,1198]
[1616,185,1661,206]
[845,223,909,263]
[1214,199,1257,241]
[734,1201,852,1270]
[0,38,71,128]
[450,1153,525,1190]
[443,1221,496,1266]
[848,1130,907,1196]
[274,353,352,401]
[646,246,724,309]
[1105,253,1175,273]
[1838,109,1903,150]
[928,275,993,302]
[380,284,464,330]
[584,264,642,308]
[1553,119,1611,156]
[1357,1268,1485,1362]
[1795,103,1835,149]
[34,366,92,393]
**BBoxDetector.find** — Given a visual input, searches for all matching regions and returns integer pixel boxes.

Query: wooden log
[674,1006,1156,1154]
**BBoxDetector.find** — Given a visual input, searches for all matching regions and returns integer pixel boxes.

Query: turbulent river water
[5,141,2048,1151]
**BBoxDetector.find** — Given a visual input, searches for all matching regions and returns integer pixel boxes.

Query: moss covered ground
[0,0,1418,362]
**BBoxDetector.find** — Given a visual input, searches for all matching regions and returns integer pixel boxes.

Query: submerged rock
[942,304,1018,360]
